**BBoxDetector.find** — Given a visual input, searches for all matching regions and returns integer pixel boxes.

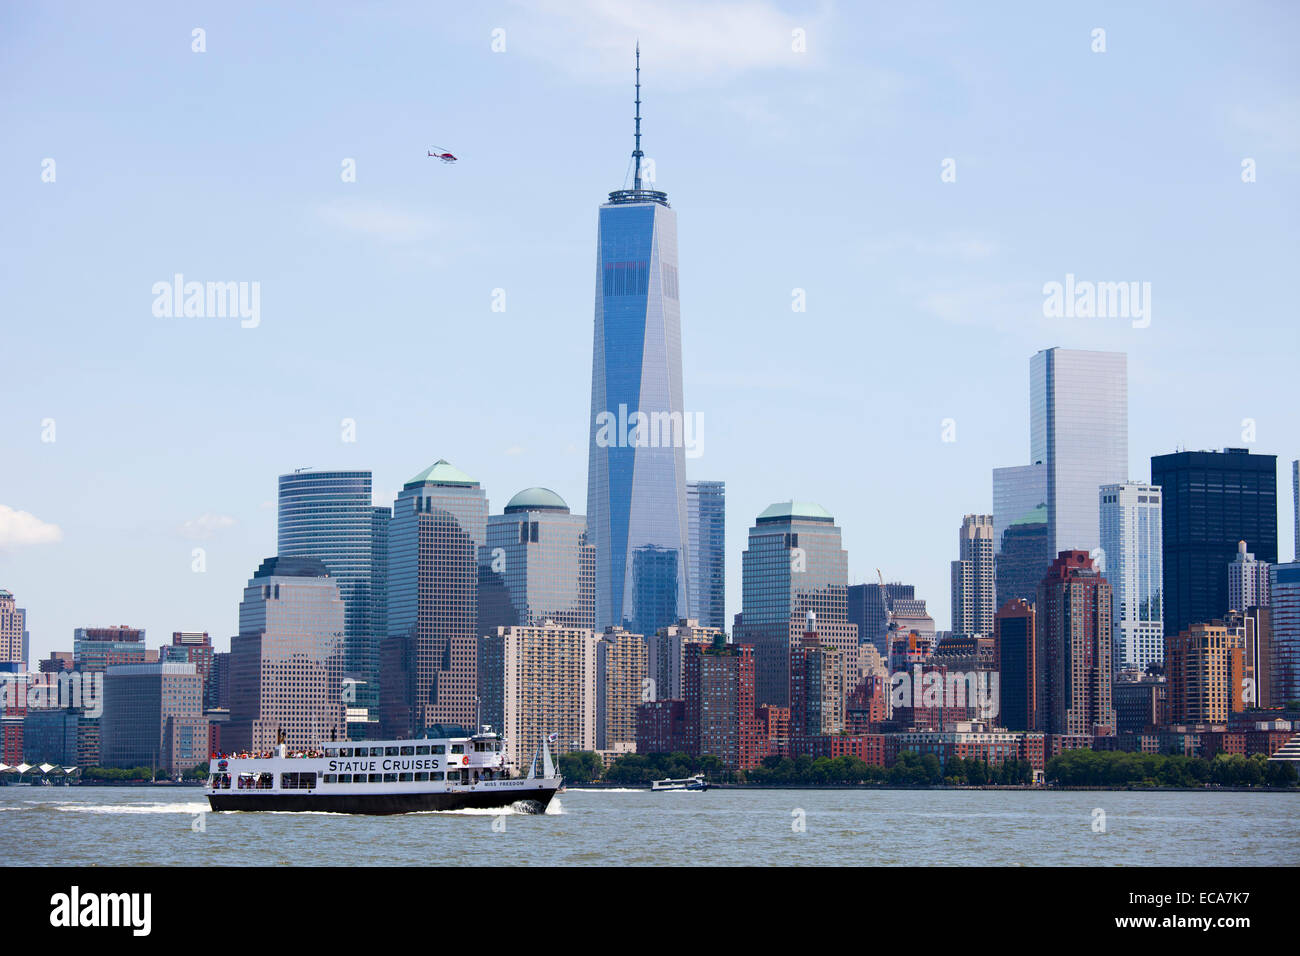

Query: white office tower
[1099,482,1163,671]
[1031,348,1128,557]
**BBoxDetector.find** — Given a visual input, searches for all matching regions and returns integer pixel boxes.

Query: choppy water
[2,786,1296,866]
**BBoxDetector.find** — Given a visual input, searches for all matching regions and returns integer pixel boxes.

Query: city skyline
[4,4,1299,664]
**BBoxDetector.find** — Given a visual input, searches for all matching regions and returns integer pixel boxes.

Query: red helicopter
[427,146,458,164]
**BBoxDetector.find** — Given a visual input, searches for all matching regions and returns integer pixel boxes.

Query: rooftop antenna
[608,43,667,206]
[633,42,643,191]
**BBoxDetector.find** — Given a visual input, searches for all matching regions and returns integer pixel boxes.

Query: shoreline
[7,780,1295,794]
[571,782,1298,793]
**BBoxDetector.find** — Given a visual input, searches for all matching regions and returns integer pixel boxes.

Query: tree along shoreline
[564,748,1299,790]
[570,781,1298,793]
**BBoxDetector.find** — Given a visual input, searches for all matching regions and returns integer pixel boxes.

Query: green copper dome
[404,459,477,489]
[756,500,834,523]
[504,487,569,513]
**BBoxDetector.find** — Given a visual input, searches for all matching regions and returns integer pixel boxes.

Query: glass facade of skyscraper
[586,193,690,637]
[277,470,385,725]
[382,459,487,738]
[1268,563,1300,703]
[478,487,595,633]
[737,501,857,708]
[1099,482,1164,671]
[1151,448,1277,638]
[995,506,1049,609]
[225,556,347,752]
[688,480,726,631]
[992,463,1046,559]
[1030,348,1128,557]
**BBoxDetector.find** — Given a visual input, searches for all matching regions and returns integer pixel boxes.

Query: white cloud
[179,513,236,540]
[508,0,820,85]
[317,198,439,242]
[0,505,62,548]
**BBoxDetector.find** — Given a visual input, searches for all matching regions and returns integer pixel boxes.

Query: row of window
[322,772,448,784]
[325,744,459,756]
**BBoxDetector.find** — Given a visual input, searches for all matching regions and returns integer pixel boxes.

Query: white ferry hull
[209,779,560,815]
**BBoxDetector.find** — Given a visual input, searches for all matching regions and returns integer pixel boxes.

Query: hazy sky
[3,1,1297,663]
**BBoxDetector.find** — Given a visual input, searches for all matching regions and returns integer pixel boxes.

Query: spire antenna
[633,42,643,191]
[607,42,668,206]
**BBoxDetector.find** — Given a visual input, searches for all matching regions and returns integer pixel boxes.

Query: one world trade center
[586,47,690,637]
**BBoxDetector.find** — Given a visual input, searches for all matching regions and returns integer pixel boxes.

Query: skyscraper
[995,505,1049,609]
[1151,448,1278,638]
[950,514,995,636]
[73,626,148,673]
[1030,348,1128,557]
[737,501,858,708]
[1037,550,1116,735]
[847,581,925,656]
[992,463,1046,560]
[478,487,595,634]
[1269,563,1300,703]
[277,469,386,732]
[1164,622,1246,724]
[161,631,216,709]
[486,622,599,773]
[101,662,208,773]
[226,556,346,752]
[1293,459,1298,560]
[586,48,691,638]
[1227,540,1271,613]
[688,480,726,630]
[789,617,847,737]
[684,639,760,770]
[381,459,487,737]
[1099,482,1164,671]
[596,626,647,751]
[994,598,1037,732]
[0,591,23,668]
[646,618,723,700]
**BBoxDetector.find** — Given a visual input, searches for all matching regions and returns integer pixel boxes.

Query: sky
[2,0,1298,664]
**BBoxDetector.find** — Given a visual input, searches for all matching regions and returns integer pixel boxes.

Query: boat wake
[415,797,563,816]
[49,801,210,815]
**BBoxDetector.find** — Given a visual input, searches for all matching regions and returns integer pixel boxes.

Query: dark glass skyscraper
[277,469,386,734]
[1151,448,1277,638]
[587,49,690,636]
[688,480,726,630]
[847,582,915,656]
[995,505,1049,609]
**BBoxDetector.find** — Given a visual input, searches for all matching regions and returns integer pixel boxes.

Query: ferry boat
[650,773,708,792]
[207,728,561,815]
